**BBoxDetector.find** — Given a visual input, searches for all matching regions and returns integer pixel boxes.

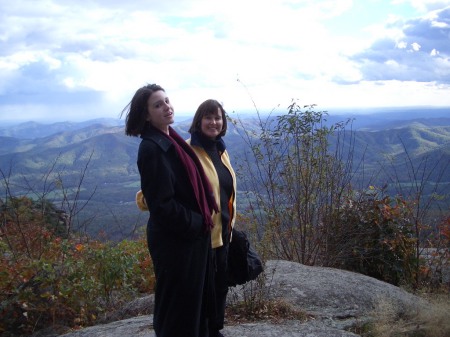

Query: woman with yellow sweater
[187,99,237,337]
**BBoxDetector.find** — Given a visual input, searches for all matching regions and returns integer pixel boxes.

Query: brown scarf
[160,126,218,231]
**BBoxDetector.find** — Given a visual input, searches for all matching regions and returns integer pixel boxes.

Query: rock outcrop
[56,260,427,337]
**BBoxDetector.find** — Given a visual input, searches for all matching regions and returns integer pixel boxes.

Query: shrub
[322,187,418,286]
[0,196,153,336]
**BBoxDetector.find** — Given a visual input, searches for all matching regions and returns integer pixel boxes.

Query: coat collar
[140,125,173,152]
[190,131,226,153]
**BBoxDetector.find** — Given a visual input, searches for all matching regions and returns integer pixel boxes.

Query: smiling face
[146,90,174,133]
[200,107,223,140]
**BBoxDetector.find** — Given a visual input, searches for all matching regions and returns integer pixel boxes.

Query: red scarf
[161,127,218,231]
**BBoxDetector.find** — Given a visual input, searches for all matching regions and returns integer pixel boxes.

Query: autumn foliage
[0,196,153,336]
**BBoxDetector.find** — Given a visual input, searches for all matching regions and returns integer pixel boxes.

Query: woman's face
[201,108,223,139]
[146,90,174,132]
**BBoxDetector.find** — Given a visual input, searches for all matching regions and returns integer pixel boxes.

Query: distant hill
[348,125,450,160]
[1,110,449,240]
[1,107,449,138]
[346,126,450,193]
[0,118,123,139]
[326,106,450,130]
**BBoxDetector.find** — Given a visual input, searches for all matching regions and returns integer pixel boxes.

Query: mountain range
[1,107,449,240]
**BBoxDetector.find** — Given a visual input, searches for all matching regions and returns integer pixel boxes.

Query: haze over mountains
[1,107,449,240]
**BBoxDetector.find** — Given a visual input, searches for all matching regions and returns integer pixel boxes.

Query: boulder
[57,260,427,337]
[262,260,425,319]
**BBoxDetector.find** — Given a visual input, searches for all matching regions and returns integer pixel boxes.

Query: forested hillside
[1,112,449,240]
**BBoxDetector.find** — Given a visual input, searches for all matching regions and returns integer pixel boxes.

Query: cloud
[394,0,450,12]
[350,6,450,83]
[1,0,450,123]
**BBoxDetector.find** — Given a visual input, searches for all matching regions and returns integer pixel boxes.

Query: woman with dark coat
[123,84,218,337]
[187,99,237,337]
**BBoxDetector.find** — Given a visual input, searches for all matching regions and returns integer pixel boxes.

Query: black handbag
[227,229,263,287]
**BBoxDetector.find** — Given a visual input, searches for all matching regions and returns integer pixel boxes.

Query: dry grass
[225,298,310,325]
[363,292,450,337]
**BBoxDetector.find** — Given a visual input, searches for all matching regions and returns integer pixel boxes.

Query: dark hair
[122,84,165,136]
[188,99,227,137]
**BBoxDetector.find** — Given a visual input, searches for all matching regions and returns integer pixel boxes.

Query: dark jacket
[138,126,213,337]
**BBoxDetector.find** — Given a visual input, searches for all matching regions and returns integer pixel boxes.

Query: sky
[0,0,449,123]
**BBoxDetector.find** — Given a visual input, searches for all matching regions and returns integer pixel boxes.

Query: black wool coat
[138,126,214,337]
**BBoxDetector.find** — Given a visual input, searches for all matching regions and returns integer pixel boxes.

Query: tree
[230,101,356,265]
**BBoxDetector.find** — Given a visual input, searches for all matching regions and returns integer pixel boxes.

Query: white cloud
[0,0,450,123]
[351,5,450,84]
[430,48,439,55]
[393,0,450,12]
[411,42,422,51]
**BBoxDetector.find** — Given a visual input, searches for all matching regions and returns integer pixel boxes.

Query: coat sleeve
[138,140,204,239]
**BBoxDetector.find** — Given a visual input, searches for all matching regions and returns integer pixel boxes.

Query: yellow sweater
[187,139,237,248]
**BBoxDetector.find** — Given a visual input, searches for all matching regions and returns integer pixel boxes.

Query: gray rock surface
[59,316,361,337]
[58,260,427,337]
[263,260,424,319]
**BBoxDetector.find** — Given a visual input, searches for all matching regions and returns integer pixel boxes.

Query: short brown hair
[188,99,227,137]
